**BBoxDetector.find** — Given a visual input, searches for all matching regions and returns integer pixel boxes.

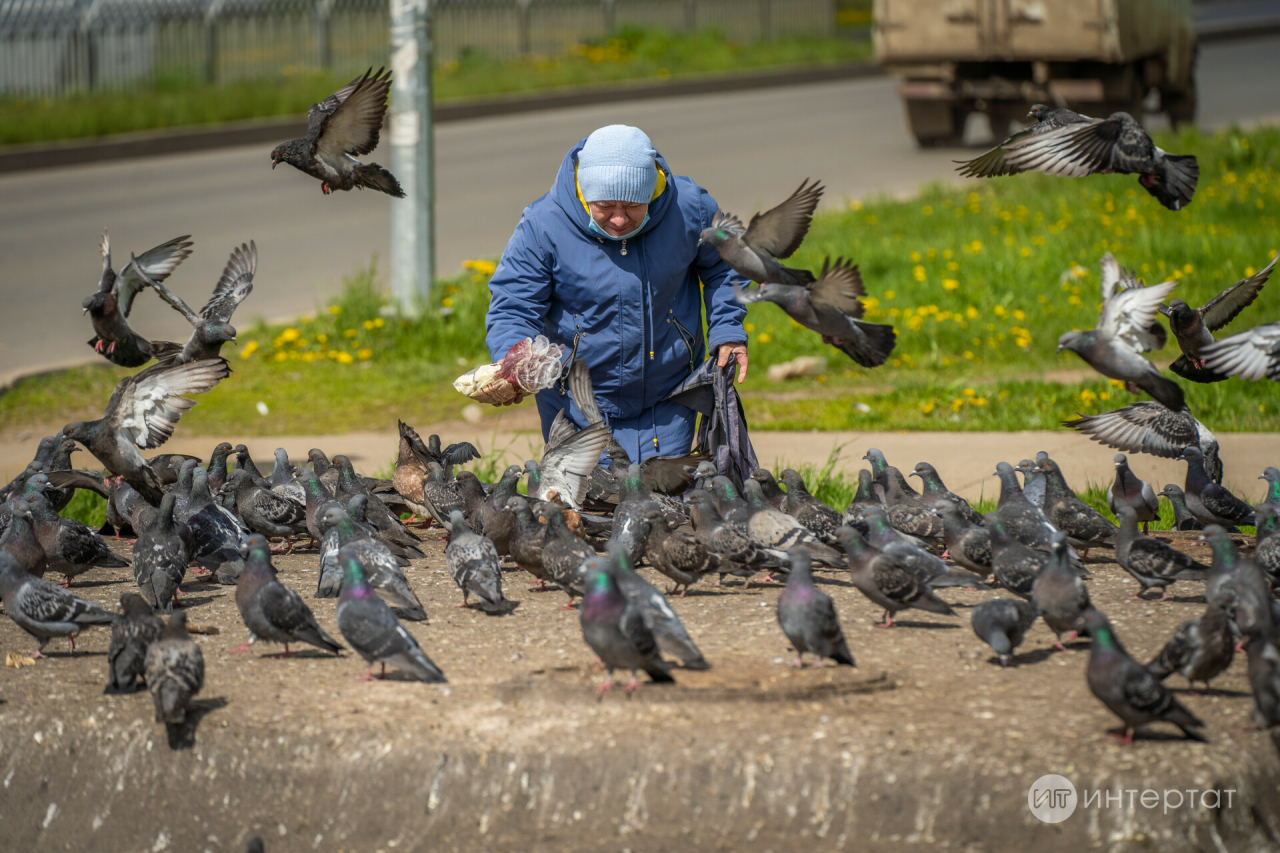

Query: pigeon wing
[807,256,867,318]
[1201,322,1280,382]
[442,442,481,467]
[566,358,604,424]
[1199,252,1275,332]
[115,236,193,318]
[1063,402,1200,459]
[742,178,823,259]
[108,359,231,449]
[313,67,392,161]
[200,241,256,323]
[977,115,1119,178]
[17,578,106,624]
[540,421,612,509]
[1099,279,1176,347]
[545,408,579,452]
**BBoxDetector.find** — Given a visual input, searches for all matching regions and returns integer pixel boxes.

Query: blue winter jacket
[485,139,747,459]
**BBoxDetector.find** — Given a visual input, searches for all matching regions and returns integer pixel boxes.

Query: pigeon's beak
[907,471,919,479]
[271,159,278,170]
[1156,304,1170,316]
[732,282,762,305]
[82,306,89,315]
[231,336,238,344]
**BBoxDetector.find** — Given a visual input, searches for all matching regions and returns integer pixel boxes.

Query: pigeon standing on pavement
[1180,447,1255,528]
[1076,607,1206,744]
[1255,504,1280,588]
[1036,458,1118,558]
[322,506,427,620]
[24,488,129,586]
[777,469,843,544]
[640,507,718,596]
[232,535,344,657]
[1114,505,1209,600]
[182,468,247,584]
[837,527,954,627]
[1016,459,1047,509]
[132,492,190,612]
[744,479,845,566]
[1031,532,1090,650]
[83,232,193,367]
[0,496,48,577]
[686,491,781,586]
[733,256,897,368]
[141,242,255,365]
[0,551,115,657]
[336,553,446,682]
[1159,253,1275,382]
[957,110,1199,210]
[1245,633,1280,729]
[1201,525,1275,642]
[987,513,1048,599]
[444,511,516,614]
[935,498,992,577]
[776,548,855,668]
[1158,484,1205,531]
[271,68,404,197]
[911,462,983,527]
[579,549,675,696]
[1108,453,1159,533]
[227,468,308,552]
[60,358,231,504]
[1200,320,1280,384]
[698,179,823,287]
[1146,602,1235,694]
[144,611,205,745]
[541,503,595,608]
[104,592,164,695]
[970,598,1038,667]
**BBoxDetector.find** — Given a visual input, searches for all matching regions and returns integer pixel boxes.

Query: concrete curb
[0,61,883,174]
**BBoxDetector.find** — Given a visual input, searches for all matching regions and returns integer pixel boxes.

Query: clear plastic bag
[452,336,566,404]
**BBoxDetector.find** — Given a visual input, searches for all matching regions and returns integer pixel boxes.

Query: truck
[873,0,1198,147]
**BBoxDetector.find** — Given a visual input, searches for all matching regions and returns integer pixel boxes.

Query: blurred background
[0,0,1278,450]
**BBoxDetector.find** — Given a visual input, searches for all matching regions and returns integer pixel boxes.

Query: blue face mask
[588,213,649,241]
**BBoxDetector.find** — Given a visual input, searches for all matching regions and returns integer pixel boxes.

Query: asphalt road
[2,33,1279,378]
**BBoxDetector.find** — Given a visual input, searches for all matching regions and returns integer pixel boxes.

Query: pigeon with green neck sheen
[911,462,983,527]
[744,479,845,567]
[132,492,189,612]
[1181,447,1254,528]
[970,598,1038,667]
[1077,607,1206,744]
[1157,484,1204,531]
[445,511,516,614]
[1201,525,1275,645]
[734,257,897,368]
[777,548,855,668]
[335,554,445,683]
[707,475,750,529]
[837,527,953,628]
[40,438,81,512]
[0,548,114,658]
[611,463,667,567]
[232,534,343,657]
[321,506,426,620]
[863,449,917,496]
[1261,467,1280,510]
[181,467,247,584]
[1147,602,1235,695]
[777,469,842,544]
[698,178,822,288]
[686,492,782,586]
[105,593,164,695]
[1031,531,1090,650]
[595,543,709,670]
[579,549,674,697]
[839,469,878,535]
[1254,504,1280,588]
[934,498,992,577]
[23,487,128,587]
[293,464,335,542]
[1108,454,1158,533]
[331,455,419,551]
[1036,457,1118,558]
[206,441,233,493]
[1114,505,1208,600]
[144,611,205,745]
[994,461,1087,574]
[542,503,594,608]
[875,469,944,543]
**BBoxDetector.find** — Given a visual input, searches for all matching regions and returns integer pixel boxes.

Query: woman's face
[588,200,649,237]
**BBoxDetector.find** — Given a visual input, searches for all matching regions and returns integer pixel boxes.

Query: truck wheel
[906,99,965,148]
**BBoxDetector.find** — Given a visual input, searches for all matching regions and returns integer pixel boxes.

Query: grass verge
[0,27,869,147]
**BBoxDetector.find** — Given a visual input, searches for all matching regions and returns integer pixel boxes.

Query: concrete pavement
[3,33,1280,379]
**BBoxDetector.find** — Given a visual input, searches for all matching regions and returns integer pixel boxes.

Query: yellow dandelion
[280,328,300,342]
[974,397,987,406]
[463,259,497,275]
[328,305,341,315]
[921,401,935,414]
[336,351,354,365]
[441,297,454,308]
[884,290,895,300]
[757,333,771,344]
[850,199,863,211]
[357,348,373,360]
[344,329,358,338]
[951,398,964,412]
[363,320,375,330]
[316,333,328,344]
[1019,246,1032,257]
[913,265,927,282]
[273,351,287,362]
[965,306,979,319]
[962,388,976,397]
[910,251,922,263]
[922,205,933,216]
[374,317,386,328]
[744,322,755,333]
[239,341,259,359]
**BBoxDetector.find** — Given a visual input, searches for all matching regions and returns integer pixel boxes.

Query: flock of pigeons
[2,76,1280,764]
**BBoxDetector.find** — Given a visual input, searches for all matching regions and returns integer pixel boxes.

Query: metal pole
[390,0,434,314]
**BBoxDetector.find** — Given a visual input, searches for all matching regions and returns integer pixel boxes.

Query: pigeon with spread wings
[83,231,193,367]
[142,241,255,365]
[957,111,1198,211]
[270,68,403,198]
[698,179,822,286]
[1201,321,1280,384]
[1159,252,1275,382]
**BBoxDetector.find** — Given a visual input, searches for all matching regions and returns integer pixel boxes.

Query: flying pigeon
[1076,607,1206,744]
[1031,532,1090,650]
[776,548,855,668]
[232,535,344,657]
[1181,447,1254,528]
[1147,602,1235,695]
[956,110,1199,210]
[698,178,823,286]
[1065,401,1222,482]
[445,511,516,614]
[525,417,612,511]
[270,67,404,197]
[61,358,231,504]
[132,492,190,611]
[733,256,897,368]
[0,549,115,657]
[1114,505,1208,600]
[144,610,205,744]
[83,232,193,367]
[1200,320,1280,384]
[1056,277,1185,411]
[335,553,446,682]
[1159,253,1275,382]
[143,242,255,365]
[104,592,164,695]
[970,598,1038,667]
[579,550,674,696]
[1107,454,1159,533]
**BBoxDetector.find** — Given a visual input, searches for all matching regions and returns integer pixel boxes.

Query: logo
[1028,774,1078,823]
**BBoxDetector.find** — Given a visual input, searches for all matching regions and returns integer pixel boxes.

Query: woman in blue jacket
[484,125,749,462]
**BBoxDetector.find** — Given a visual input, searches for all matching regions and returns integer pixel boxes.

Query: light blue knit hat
[577,125,658,204]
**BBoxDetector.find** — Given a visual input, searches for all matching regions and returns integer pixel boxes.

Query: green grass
[4,123,1278,442]
[0,27,869,147]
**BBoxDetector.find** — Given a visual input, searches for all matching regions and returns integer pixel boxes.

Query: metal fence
[0,0,836,98]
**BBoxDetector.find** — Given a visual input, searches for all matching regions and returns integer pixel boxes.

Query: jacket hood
[551,138,674,240]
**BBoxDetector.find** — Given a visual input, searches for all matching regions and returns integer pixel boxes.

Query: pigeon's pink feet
[321,182,332,195]
[30,649,46,660]
[557,601,578,611]
[594,677,613,699]
[1106,728,1136,746]
[873,619,896,628]
[788,656,805,668]
[94,340,105,353]
[278,645,292,659]
[67,635,77,654]
[229,642,252,655]
[1236,641,1247,654]
[940,549,951,560]
[1053,641,1065,651]
[357,662,387,681]
[106,342,116,354]
[621,676,640,694]
[455,601,472,609]
[1062,630,1078,645]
